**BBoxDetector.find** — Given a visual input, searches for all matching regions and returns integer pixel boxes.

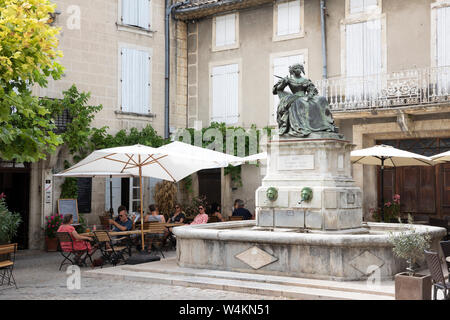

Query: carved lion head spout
[300,187,313,202]
[266,187,278,202]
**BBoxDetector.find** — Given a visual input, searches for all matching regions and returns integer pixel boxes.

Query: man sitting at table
[109,205,133,231]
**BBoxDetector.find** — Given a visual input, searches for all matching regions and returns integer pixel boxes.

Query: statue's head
[266,187,278,202]
[289,63,305,76]
[300,187,313,202]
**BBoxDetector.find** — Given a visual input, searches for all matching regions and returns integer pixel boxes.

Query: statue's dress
[274,77,338,137]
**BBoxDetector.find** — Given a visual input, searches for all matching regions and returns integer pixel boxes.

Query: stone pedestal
[256,136,363,231]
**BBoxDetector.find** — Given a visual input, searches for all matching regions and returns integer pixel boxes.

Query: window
[344,19,382,98]
[435,4,450,91]
[436,6,450,67]
[272,53,305,121]
[274,0,303,40]
[121,47,151,114]
[211,63,239,125]
[213,13,238,50]
[105,177,145,215]
[349,0,378,14]
[121,0,150,30]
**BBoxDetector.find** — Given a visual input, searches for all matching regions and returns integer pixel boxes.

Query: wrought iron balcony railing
[315,66,450,112]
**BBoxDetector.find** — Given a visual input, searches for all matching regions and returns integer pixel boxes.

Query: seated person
[190,205,209,225]
[232,199,254,220]
[210,203,225,222]
[57,213,96,263]
[144,204,166,223]
[168,204,186,224]
[109,205,133,231]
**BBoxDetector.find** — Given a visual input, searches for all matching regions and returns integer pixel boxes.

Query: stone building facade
[173,0,450,219]
[1,0,186,249]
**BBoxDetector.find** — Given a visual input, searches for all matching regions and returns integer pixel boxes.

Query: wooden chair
[0,243,17,289]
[440,241,450,272]
[208,215,220,223]
[143,222,166,258]
[229,216,243,221]
[56,232,93,270]
[99,215,111,230]
[93,230,127,266]
[424,249,450,300]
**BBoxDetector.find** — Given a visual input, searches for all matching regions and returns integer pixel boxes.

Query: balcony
[315,66,450,113]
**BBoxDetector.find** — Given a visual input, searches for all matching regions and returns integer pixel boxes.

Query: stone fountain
[173,63,445,281]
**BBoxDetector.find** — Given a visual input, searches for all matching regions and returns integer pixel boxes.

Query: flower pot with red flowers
[45,214,63,252]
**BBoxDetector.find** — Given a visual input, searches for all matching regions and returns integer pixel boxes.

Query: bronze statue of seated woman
[273,63,341,138]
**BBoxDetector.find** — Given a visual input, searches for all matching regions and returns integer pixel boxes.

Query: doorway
[198,168,221,212]
[0,162,31,249]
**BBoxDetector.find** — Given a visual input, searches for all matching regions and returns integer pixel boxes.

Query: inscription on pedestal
[278,155,314,170]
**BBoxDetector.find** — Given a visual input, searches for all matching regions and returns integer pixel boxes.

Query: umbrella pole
[109,175,113,218]
[139,165,145,252]
[380,158,385,222]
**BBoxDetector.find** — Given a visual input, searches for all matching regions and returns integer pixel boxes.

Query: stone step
[120,258,395,298]
[85,259,394,300]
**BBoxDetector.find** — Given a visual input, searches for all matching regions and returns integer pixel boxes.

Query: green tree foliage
[0,0,64,162]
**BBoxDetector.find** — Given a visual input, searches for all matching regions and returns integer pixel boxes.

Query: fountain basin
[173,221,446,281]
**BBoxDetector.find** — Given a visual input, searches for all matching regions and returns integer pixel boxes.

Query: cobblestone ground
[0,249,287,300]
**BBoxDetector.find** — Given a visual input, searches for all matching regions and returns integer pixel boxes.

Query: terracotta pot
[45,237,58,252]
[395,272,432,300]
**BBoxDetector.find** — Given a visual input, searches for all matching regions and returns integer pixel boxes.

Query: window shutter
[211,64,239,124]
[105,177,122,215]
[277,2,290,36]
[349,0,364,14]
[138,0,150,29]
[437,6,450,67]
[215,16,226,47]
[122,0,137,26]
[122,48,150,114]
[225,14,236,45]
[288,0,300,34]
[215,14,235,47]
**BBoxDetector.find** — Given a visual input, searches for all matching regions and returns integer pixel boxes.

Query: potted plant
[389,216,432,300]
[45,213,63,251]
[371,194,401,223]
[0,193,22,245]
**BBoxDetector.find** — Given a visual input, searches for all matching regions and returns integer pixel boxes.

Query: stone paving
[0,249,287,300]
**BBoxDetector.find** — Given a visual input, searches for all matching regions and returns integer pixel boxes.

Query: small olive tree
[389,218,431,276]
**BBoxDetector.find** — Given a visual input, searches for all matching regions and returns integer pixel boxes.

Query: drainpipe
[320,0,327,79]
[165,0,190,139]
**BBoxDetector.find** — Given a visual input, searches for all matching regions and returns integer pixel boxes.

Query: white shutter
[215,16,226,47]
[122,0,149,29]
[122,48,150,114]
[350,0,364,14]
[138,0,150,29]
[436,6,450,92]
[288,0,300,34]
[225,14,236,45]
[211,64,239,124]
[437,6,450,67]
[216,14,235,47]
[122,0,138,26]
[105,177,122,215]
[273,54,304,119]
[277,2,290,36]
[346,20,381,98]
[364,0,378,11]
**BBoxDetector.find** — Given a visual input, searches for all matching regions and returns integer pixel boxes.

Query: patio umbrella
[55,143,244,249]
[431,150,450,163]
[350,144,435,221]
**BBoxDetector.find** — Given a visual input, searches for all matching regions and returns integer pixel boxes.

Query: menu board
[58,199,79,223]
[77,178,92,214]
